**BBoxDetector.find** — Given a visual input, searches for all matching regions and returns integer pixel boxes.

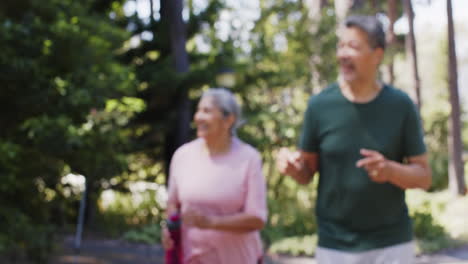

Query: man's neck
[339,77,382,103]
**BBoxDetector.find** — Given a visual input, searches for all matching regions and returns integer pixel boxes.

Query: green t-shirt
[299,83,426,252]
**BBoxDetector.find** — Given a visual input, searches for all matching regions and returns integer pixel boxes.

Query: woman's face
[194,96,234,140]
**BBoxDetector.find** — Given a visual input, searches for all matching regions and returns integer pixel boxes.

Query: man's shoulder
[382,84,416,108]
[308,83,340,105]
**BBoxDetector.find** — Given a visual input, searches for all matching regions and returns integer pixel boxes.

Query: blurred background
[0,0,467,263]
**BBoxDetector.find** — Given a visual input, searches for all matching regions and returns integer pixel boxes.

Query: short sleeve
[167,150,180,209]
[299,97,320,153]
[402,99,426,157]
[243,153,268,222]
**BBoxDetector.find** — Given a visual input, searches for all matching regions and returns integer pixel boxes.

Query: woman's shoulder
[172,138,203,159]
[234,138,262,161]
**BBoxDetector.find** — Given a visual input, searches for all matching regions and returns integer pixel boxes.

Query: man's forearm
[387,161,432,190]
[290,165,315,185]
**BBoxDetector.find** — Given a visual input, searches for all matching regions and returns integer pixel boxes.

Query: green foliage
[412,206,453,254]
[96,189,165,237]
[0,0,135,261]
[407,190,467,254]
[269,234,317,256]
[424,111,450,190]
[123,224,161,244]
[411,205,446,240]
[0,208,54,263]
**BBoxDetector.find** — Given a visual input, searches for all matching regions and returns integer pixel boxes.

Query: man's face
[336,26,383,84]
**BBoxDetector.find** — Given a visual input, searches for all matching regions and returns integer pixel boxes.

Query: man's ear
[375,47,384,65]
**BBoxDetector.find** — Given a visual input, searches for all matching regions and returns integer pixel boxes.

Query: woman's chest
[175,157,249,209]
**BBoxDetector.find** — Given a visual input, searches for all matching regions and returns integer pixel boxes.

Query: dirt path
[51,236,468,264]
[51,236,164,264]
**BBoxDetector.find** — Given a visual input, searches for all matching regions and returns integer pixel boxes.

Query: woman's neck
[203,134,233,156]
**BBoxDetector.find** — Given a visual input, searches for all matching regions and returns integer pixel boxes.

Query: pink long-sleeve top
[168,137,268,264]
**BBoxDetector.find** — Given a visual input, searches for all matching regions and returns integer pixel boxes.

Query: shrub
[122,223,161,244]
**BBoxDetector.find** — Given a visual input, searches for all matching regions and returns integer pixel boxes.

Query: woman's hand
[161,227,174,249]
[183,210,216,229]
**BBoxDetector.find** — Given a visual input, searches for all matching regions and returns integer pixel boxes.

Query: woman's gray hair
[201,88,243,136]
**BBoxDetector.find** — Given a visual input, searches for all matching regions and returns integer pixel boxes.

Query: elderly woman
[162,88,268,264]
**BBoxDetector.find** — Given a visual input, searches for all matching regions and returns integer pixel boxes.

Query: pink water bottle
[165,213,182,264]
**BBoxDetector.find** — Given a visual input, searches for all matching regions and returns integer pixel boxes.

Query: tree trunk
[307,0,328,20]
[446,0,466,195]
[335,0,363,22]
[149,0,155,24]
[335,0,351,21]
[371,0,378,11]
[403,0,421,111]
[164,0,191,182]
[386,0,397,84]
[84,179,98,230]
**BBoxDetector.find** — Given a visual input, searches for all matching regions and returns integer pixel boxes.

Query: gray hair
[344,15,386,50]
[201,88,243,136]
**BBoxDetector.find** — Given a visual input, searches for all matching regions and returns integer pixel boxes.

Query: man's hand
[276,148,303,176]
[356,148,393,183]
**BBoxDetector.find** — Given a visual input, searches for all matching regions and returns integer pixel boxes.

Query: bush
[424,111,450,191]
[261,177,317,248]
[95,189,165,237]
[412,210,445,240]
[122,223,161,244]
[269,235,317,256]
[407,190,465,254]
[0,208,55,263]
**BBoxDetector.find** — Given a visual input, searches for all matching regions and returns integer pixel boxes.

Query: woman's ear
[225,114,236,132]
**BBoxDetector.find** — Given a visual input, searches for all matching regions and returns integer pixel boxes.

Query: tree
[0,0,135,261]
[118,0,225,185]
[165,0,191,180]
[386,0,398,84]
[446,0,466,195]
[402,0,422,110]
[334,0,364,21]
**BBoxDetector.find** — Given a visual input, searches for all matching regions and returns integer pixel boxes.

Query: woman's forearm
[209,213,265,233]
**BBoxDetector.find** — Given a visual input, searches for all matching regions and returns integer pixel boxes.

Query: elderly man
[277,15,431,264]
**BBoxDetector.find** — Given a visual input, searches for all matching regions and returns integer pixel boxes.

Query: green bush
[424,111,450,191]
[412,210,445,240]
[269,235,317,256]
[0,208,54,263]
[261,178,317,248]
[95,189,165,237]
[407,190,463,253]
[122,223,161,244]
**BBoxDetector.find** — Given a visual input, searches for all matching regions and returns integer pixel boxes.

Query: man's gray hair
[344,15,386,50]
[201,88,243,136]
